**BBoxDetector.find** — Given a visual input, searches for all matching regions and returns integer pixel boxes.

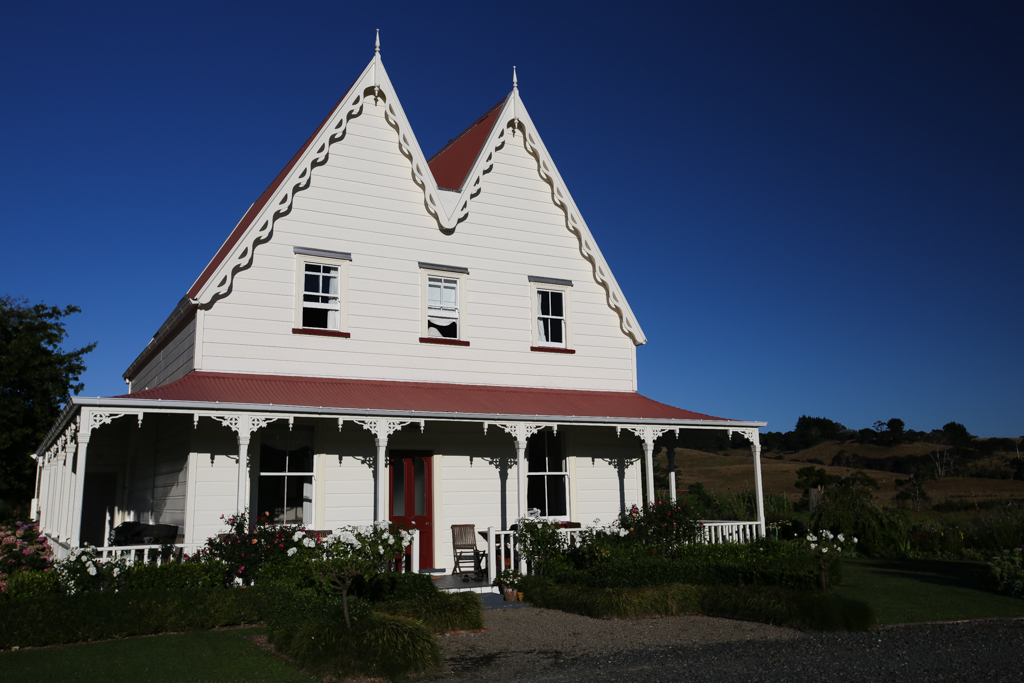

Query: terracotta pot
[517,591,525,602]
[503,587,516,601]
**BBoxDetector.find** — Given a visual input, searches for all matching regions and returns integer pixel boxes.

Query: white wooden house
[33,37,767,574]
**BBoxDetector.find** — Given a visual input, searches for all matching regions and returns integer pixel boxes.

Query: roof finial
[511,66,519,137]
[373,29,380,105]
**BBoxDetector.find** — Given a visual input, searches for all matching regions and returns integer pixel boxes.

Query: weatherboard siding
[131,317,196,392]
[196,98,636,392]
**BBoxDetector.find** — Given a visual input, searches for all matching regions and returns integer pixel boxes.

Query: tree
[0,297,95,509]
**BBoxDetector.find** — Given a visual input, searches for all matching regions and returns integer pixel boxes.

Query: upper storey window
[303,263,340,329]
[529,276,574,353]
[427,276,459,338]
[419,262,469,346]
[293,247,350,337]
[537,290,565,347]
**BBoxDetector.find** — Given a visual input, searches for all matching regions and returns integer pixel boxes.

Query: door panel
[389,450,433,569]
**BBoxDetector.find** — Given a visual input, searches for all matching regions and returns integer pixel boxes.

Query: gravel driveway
[430,608,1024,682]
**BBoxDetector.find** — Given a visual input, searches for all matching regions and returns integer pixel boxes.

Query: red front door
[389,450,433,569]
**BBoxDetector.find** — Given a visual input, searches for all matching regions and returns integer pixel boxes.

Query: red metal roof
[427,98,507,191]
[120,371,732,422]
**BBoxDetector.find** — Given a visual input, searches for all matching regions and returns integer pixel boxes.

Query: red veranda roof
[118,372,735,424]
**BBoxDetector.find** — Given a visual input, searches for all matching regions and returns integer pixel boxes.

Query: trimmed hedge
[522,578,702,619]
[0,588,261,649]
[283,613,441,682]
[557,541,841,591]
[374,591,484,632]
[521,578,875,631]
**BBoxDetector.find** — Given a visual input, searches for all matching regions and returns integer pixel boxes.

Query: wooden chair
[451,524,485,578]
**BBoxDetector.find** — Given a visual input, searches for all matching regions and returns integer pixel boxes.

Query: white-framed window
[257,427,315,526]
[529,277,573,350]
[303,263,340,329]
[427,276,459,338]
[537,290,566,347]
[293,247,350,334]
[526,429,569,520]
[419,262,468,343]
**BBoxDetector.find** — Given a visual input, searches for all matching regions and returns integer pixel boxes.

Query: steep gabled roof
[427,98,507,191]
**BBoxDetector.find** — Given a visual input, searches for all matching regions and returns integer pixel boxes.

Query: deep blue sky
[2,2,1021,437]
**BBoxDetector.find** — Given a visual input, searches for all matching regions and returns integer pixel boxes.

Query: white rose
[292,531,304,542]
[822,547,828,553]
[302,537,315,548]
[837,533,845,542]
[87,565,97,576]
[287,547,298,557]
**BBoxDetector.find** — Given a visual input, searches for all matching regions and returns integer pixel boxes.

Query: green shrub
[699,585,876,631]
[559,539,840,591]
[279,611,441,682]
[618,499,699,549]
[375,591,483,632]
[4,568,59,598]
[355,571,439,603]
[0,588,260,648]
[812,495,909,555]
[522,578,875,631]
[0,522,52,593]
[118,558,231,591]
[522,577,702,619]
[988,548,1024,598]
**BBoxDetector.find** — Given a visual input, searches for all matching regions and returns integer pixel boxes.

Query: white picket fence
[698,521,762,544]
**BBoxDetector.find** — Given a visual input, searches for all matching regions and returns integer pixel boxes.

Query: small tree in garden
[807,530,856,590]
[306,523,413,629]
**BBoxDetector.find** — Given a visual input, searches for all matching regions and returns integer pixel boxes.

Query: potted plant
[496,568,521,601]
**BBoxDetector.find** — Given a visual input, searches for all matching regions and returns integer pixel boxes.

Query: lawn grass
[0,628,316,683]
[835,557,1024,624]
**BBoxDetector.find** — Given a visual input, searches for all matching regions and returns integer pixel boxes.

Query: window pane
[550,319,563,344]
[284,476,311,525]
[546,474,568,516]
[258,476,286,524]
[427,319,458,338]
[324,272,339,295]
[414,458,426,515]
[527,475,547,516]
[305,263,322,274]
[538,318,551,343]
[550,291,563,317]
[288,447,313,474]
[526,433,547,472]
[392,461,405,516]
[546,431,564,472]
[327,308,339,330]
[303,307,329,329]
[428,282,441,307]
[302,480,313,525]
[539,290,550,316]
[304,273,319,293]
[442,284,457,308]
[260,447,287,473]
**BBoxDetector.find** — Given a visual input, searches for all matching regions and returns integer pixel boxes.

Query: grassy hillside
[662,444,1024,506]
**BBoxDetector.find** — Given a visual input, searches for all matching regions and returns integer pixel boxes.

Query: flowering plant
[807,529,856,589]
[0,522,52,594]
[201,511,310,583]
[52,546,129,595]
[617,499,699,554]
[301,522,414,628]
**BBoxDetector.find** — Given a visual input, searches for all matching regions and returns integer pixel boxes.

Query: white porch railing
[484,521,762,582]
[94,544,204,565]
[698,521,761,544]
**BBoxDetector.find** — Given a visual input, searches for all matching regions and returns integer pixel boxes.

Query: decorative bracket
[621,425,672,447]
